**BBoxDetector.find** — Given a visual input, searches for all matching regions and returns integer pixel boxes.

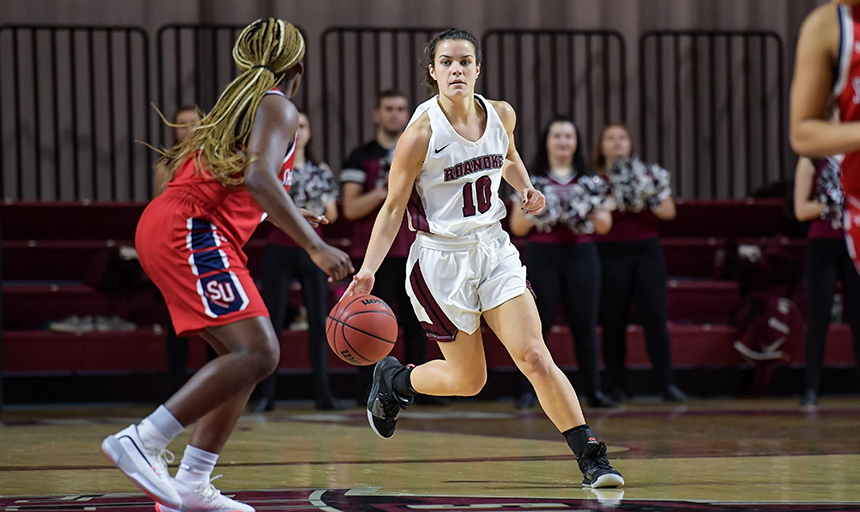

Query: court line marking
[308,490,341,512]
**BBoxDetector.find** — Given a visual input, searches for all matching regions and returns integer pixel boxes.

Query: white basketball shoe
[101,424,182,508]
[153,476,254,512]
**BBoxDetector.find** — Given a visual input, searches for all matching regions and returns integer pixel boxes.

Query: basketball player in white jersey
[343,28,624,488]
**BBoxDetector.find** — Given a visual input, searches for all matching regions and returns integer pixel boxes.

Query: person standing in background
[508,117,618,409]
[793,156,860,405]
[251,111,346,412]
[341,90,440,405]
[593,123,686,403]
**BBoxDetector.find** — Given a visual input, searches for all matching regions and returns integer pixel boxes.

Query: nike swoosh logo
[434,143,451,154]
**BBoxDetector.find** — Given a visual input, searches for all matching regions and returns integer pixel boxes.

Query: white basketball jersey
[405,94,509,237]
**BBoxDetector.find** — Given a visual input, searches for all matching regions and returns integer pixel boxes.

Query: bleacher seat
[0,198,854,401]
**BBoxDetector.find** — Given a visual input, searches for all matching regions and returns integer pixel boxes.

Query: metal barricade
[482,29,627,167]
[0,25,152,201]
[320,27,445,170]
[156,24,310,149]
[639,30,786,199]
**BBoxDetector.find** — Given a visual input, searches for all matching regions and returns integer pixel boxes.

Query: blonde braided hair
[158,18,305,187]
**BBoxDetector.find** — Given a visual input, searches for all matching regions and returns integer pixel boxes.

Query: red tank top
[165,89,296,247]
[834,4,860,197]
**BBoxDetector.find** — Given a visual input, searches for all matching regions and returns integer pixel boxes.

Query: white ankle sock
[175,445,219,489]
[137,405,184,452]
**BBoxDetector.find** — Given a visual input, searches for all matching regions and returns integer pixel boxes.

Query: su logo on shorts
[196,271,250,318]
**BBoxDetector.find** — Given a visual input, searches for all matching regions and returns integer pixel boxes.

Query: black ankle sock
[563,424,597,458]
[391,365,416,397]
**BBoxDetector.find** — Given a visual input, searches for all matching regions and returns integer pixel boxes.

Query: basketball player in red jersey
[100,19,352,512]
[791,0,860,272]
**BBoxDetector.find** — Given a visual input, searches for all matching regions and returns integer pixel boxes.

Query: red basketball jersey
[166,89,296,247]
[834,4,860,197]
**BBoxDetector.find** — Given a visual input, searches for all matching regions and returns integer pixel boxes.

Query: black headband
[251,64,276,74]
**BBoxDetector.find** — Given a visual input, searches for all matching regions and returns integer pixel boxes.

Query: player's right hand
[811,201,827,218]
[342,268,374,298]
[309,244,354,282]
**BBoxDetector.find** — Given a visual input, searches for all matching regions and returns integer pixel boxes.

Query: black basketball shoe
[578,441,625,488]
[366,356,413,439]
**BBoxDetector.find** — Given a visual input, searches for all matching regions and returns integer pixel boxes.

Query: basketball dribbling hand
[343,268,375,298]
[521,187,545,215]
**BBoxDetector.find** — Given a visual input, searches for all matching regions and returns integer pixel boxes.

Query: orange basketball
[326,293,397,366]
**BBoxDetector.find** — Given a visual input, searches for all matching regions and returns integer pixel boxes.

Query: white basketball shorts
[404,222,528,342]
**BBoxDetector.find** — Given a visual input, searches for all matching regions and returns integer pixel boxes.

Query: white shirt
[405,94,509,237]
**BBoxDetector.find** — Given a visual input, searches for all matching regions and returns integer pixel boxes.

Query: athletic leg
[518,243,563,408]
[164,316,280,426]
[484,291,584,429]
[484,292,623,488]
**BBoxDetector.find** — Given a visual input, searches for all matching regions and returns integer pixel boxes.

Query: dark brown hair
[423,28,482,95]
[376,89,407,109]
[532,116,588,178]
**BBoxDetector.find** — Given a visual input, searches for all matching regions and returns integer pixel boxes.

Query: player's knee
[456,370,487,396]
[249,337,280,381]
[517,347,553,380]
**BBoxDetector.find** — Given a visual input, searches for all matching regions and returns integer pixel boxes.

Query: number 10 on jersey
[462,176,492,217]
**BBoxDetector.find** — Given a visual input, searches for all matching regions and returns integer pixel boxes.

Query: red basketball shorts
[844,194,860,276]
[135,194,269,337]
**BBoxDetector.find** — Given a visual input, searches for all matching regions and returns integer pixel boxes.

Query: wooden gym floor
[1,397,859,511]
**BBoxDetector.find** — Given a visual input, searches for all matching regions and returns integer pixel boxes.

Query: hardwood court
[1,398,859,511]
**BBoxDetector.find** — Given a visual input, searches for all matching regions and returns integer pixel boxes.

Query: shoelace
[197,475,224,501]
[379,392,407,418]
[580,442,613,472]
[151,449,174,476]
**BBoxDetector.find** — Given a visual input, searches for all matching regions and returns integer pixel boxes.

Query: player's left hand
[521,187,545,215]
[299,208,329,228]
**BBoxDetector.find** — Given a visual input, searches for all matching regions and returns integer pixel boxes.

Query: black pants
[522,242,602,396]
[255,243,335,403]
[356,256,429,402]
[597,237,674,391]
[803,238,860,394]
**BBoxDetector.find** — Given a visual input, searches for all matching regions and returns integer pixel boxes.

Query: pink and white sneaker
[101,425,181,508]
[153,476,254,512]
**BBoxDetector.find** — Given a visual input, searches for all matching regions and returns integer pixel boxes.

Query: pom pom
[561,174,613,234]
[288,162,338,216]
[814,157,843,230]
[517,174,613,234]
[609,155,672,212]
[516,176,561,231]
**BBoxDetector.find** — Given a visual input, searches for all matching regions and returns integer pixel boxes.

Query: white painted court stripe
[309,490,342,512]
